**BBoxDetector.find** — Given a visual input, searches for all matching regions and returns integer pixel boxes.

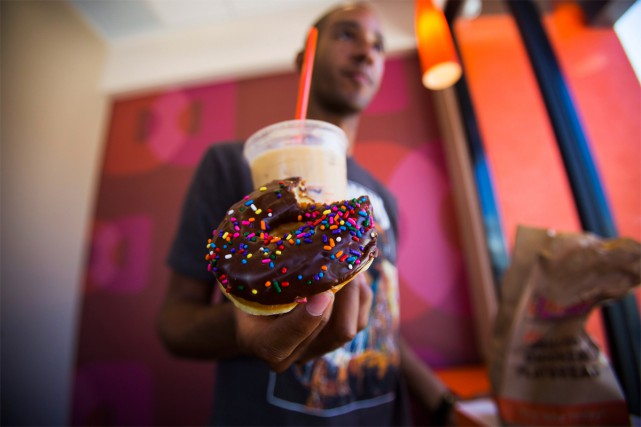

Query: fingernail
[306,291,333,317]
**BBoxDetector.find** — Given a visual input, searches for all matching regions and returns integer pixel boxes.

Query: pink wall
[72,53,478,426]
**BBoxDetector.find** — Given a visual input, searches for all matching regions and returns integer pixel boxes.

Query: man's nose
[352,37,378,64]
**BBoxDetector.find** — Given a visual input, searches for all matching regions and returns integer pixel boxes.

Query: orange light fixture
[415,0,462,90]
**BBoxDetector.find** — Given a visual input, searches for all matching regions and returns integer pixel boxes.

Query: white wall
[614,0,641,85]
[1,1,108,424]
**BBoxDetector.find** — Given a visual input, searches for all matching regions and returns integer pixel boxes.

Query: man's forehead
[322,5,384,35]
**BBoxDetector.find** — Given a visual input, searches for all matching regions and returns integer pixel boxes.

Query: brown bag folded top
[489,226,641,426]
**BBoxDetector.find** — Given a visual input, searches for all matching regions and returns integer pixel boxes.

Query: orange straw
[295,26,318,120]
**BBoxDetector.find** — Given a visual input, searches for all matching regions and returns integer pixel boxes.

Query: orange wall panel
[455,10,640,354]
[455,15,581,248]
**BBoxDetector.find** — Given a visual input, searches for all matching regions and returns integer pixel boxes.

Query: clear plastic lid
[243,119,348,162]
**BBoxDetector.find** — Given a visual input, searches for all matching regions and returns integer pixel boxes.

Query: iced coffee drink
[243,120,348,203]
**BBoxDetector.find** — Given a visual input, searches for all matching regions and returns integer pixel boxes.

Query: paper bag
[489,226,640,426]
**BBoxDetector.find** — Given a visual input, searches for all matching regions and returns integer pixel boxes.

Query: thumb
[305,291,334,316]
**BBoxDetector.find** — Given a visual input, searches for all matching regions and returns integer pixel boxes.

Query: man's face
[311,5,386,115]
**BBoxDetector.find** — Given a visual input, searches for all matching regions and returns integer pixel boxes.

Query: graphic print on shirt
[267,181,401,416]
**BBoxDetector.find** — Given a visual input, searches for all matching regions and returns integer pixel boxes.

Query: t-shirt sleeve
[166,143,251,283]
[347,158,399,243]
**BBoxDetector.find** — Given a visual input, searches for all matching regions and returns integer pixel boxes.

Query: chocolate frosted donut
[205,177,378,315]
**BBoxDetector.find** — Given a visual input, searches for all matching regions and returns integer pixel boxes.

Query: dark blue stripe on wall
[454,75,511,294]
[444,0,511,296]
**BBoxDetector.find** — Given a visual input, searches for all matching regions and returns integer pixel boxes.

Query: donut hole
[268,222,307,238]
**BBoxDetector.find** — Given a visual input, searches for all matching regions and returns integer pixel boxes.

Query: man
[157,2,455,425]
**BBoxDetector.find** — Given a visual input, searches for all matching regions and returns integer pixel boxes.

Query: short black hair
[311,1,372,33]
[297,1,377,59]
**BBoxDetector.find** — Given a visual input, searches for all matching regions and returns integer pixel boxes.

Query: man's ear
[295,50,304,73]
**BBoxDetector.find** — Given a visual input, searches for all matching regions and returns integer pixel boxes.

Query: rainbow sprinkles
[205,177,378,308]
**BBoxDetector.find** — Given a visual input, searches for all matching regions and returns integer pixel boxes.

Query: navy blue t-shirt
[167,142,409,426]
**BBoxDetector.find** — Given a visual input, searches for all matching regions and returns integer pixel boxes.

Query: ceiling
[64,0,638,95]
[66,0,490,44]
[68,0,339,42]
[66,0,431,94]
[63,0,553,95]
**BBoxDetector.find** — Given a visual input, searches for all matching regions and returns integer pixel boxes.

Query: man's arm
[156,271,372,372]
[400,338,456,426]
[156,272,240,359]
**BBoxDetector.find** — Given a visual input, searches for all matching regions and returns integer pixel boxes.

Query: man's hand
[234,291,335,372]
[234,273,373,372]
[296,274,373,364]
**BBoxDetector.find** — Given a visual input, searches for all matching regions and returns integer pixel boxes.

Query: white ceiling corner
[65,0,422,95]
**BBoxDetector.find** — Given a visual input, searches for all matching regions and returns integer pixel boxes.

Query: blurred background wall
[2,0,639,426]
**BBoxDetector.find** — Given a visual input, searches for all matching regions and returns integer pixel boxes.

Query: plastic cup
[243,119,348,203]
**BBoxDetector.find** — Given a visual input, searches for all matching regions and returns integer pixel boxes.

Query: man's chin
[347,96,373,113]
[319,93,373,115]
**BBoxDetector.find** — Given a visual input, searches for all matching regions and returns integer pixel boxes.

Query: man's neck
[307,107,361,155]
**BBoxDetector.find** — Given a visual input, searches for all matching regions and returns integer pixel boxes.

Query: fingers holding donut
[354,273,374,331]
[234,290,335,372]
[209,177,378,368]
[295,274,373,364]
